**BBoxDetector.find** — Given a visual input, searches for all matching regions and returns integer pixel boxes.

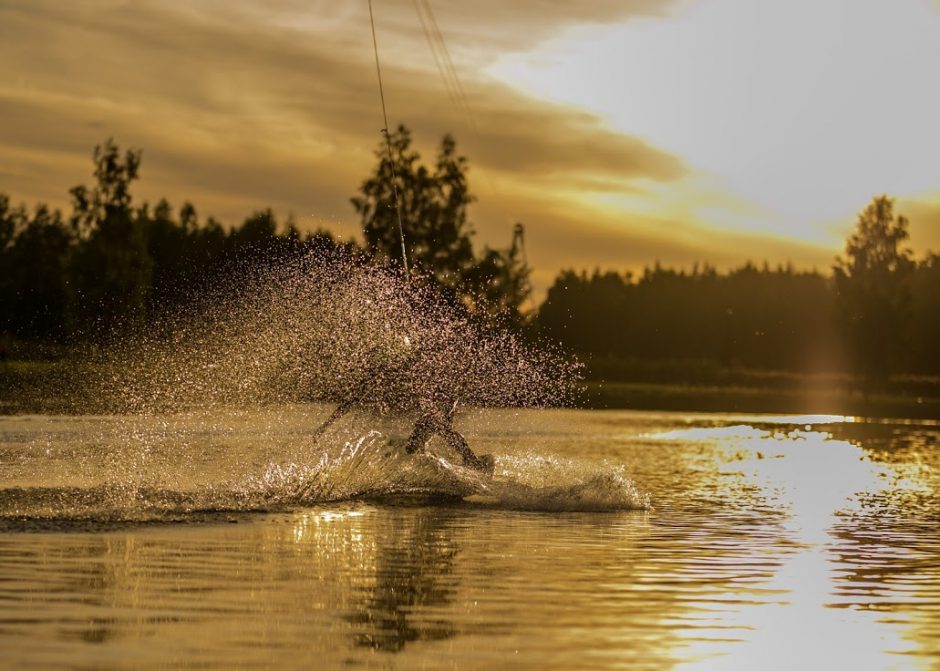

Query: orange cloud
[0,0,877,293]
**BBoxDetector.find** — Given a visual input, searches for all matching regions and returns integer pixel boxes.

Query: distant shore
[583,382,940,420]
[2,359,938,421]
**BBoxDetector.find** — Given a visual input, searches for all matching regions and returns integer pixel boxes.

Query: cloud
[0,0,843,292]
[0,1,684,228]
[472,179,837,298]
[898,195,940,256]
[395,0,681,52]
[201,0,681,52]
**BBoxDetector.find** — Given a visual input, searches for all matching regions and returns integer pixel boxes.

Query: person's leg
[441,428,493,473]
[441,427,474,463]
[313,400,352,440]
[405,416,435,454]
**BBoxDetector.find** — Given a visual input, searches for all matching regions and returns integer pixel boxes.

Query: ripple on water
[0,410,939,670]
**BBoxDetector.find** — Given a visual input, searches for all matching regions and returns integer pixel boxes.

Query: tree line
[0,129,530,353]
[0,142,347,346]
[2,131,938,385]
[537,197,940,381]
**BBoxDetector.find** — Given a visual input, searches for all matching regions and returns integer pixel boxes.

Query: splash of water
[101,248,580,415]
[3,250,650,525]
[0,425,649,528]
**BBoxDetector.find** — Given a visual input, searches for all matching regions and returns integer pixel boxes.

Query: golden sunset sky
[2,0,939,289]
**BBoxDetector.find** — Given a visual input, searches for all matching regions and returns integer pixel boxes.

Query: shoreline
[583,381,940,421]
[2,360,938,421]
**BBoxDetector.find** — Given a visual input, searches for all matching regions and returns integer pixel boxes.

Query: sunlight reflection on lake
[650,424,932,670]
[0,408,938,670]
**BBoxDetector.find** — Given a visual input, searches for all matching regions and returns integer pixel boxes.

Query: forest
[2,134,939,390]
[538,254,940,378]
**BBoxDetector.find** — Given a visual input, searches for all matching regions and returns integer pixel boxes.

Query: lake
[1,407,938,670]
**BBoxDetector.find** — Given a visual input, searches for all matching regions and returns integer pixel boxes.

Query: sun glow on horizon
[488,0,940,248]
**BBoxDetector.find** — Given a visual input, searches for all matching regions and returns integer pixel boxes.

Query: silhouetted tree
[351,125,530,324]
[0,200,72,341]
[910,253,940,374]
[143,199,198,312]
[352,126,474,293]
[0,196,26,333]
[9,206,72,340]
[463,224,533,328]
[833,196,914,385]
[538,269,631,356]
[537,262,839,374]
[68,139,153,336]
[0,194,21,251]
[69,140,141,238]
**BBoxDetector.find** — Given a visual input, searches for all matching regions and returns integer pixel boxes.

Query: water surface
[1,408,938,669]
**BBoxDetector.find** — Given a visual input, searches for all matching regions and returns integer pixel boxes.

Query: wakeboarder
[311,340,495,474]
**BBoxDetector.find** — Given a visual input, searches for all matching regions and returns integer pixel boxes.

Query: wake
[0,430,649,530]
[252,431,650,512]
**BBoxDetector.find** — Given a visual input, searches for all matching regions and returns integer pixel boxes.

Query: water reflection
[649,421,938,669]
[342,508,461,652]
[1,410,939,669]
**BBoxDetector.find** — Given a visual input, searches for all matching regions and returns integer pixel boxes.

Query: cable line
[368,0,410,280]
[409,1,535,312]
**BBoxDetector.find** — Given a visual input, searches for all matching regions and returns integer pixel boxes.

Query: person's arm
[311,359,381,440]
[312,399,354,440]
[312,352,405,439]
